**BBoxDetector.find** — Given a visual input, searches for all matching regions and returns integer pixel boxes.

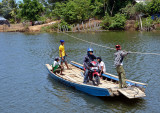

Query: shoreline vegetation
[0,0,160,33]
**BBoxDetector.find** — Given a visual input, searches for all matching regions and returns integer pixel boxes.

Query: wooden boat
[45,61,147,99]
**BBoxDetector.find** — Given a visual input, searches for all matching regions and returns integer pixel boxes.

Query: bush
[101,13,126,30]
[109,13,126,30]
[142,16,153,28]
[59,20,71,31]
[101,14,112,30]
[38,16,47,23]
[41,23,58,32]
[155,18,160,24]
[41,20,72,32]
[135,21,139,30]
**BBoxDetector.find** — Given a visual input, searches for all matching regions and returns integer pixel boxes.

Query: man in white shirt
[97,57,106,75]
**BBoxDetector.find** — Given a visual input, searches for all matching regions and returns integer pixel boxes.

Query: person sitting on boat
[114,45,130,88]
[59,40,70,70]
[97,57,106,76]
[83,48,97,84]
[52,57,64,75]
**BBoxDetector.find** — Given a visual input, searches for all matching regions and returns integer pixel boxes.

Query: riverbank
[0,21,60,32]
[0,19,160,33]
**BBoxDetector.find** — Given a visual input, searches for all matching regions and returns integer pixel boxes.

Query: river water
[0,32,160,113]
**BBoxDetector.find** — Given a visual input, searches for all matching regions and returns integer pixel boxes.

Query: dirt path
[0,21,60,32]
[28,21,60,32]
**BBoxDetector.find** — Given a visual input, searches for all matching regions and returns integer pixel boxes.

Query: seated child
[52,57,64,75]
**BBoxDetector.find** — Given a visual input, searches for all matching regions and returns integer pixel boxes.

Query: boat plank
[70,61,147,86]
[118,87,146,99]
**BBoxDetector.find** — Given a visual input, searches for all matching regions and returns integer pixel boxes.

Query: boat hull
[46,66,111,96]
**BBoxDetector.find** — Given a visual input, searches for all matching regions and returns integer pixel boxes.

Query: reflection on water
[0,32,160,113]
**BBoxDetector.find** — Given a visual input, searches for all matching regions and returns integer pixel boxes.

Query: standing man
[83,48,97,84]
[114,45,129,88]
[59,40,70,69]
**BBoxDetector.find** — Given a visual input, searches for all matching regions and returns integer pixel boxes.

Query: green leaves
[53,0,91,24]
[101,13,126,30]
[19,0,45,21]
[109,13,126,30]
[135,0,160,15]
[121,3,136,19]
[146,0,160,15]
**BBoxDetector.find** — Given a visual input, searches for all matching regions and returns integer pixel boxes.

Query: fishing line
[63,32,116,50]
[63,32,160,56]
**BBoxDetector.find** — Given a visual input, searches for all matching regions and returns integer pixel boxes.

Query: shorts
[61,56,66,62]
[52,65,59,72]
[53,67,61,73]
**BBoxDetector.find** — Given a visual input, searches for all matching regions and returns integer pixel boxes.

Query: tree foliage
[101,13,126,30]
[135,0,160,15]
[0,0,20,23]
[19,0,45,21]
[1,0,159,31]
[53,0,91,24]
[146,0,160,15]
[120,3,136,19]
[0,2,3,15]
[0,0,15,19]
[104,0,135,16]
[134,2,146,14]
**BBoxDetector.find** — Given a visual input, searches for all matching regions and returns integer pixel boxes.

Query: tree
[90,0,104,18]
[53,0,91,24]
[0,0,19,22]
[135,2,146,14]
[0,2,3,15]
[1,0,12,19]
[134,0,160,16]
[105,0,134,16]
[146,0,160,15]
[19,0,45,21]
[9,0,18,23]
[121,3,136,19]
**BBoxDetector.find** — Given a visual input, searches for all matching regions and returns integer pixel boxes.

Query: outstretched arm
[121,51,129,56]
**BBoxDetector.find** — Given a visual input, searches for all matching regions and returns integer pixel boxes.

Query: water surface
[0,32,160,113]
